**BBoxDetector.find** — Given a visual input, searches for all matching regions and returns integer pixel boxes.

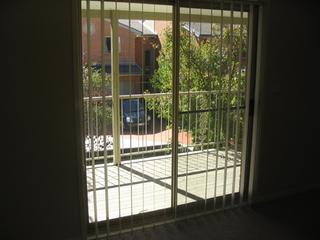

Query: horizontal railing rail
[83,90,244,102]
[84,90,246,163]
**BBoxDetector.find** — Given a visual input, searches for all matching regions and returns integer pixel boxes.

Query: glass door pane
[177,3,249,213]
[82,1,174,232]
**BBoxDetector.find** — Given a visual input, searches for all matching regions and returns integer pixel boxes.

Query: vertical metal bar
[152,100,155,151]
[86,0,99,236]
[121,98,124,154]
[163,5,169,218]
[184,4,191,207]
[152,1,155,150]
[160,101,163,149]
[111,9,121,166]
[145,101,147,152]
[152,98,155,212]
[211,3,218,210]
[100,0,110,235]
[140,4,145,229]
[95,102,99,181]
[213,2,224,210]
[117,161,122,232]
[167,95,170,149]
[137,93,140,153]
[204,6,214,210]
[232,3,243,206]
[195,97,198,144]
[222,2,233,208]
[128,1,134,232]
[95,102,98,139]
[172,0,180,217]
[111,1,122,234]
[87,101,90,157]
[213,93,219,207]
[181,98,184,143]
[152,0,157,219]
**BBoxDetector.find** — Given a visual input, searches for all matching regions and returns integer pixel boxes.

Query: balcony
[84,91,244,222]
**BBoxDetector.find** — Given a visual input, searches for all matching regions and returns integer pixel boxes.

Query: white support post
[111,10,121,165]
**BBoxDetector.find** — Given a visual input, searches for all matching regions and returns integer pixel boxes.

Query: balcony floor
[86,148,241,222]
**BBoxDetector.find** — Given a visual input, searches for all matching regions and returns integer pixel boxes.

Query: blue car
[121,98,151,129]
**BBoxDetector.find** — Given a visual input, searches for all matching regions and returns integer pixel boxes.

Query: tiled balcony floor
[86,149,241,222]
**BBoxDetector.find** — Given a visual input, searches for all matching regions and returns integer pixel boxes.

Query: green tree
[149,23,247,148]
[83,65,113,135]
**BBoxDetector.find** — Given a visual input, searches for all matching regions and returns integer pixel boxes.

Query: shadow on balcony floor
[108,188,320,240]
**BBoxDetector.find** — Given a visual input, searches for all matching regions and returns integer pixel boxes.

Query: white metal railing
[83,90,245,163]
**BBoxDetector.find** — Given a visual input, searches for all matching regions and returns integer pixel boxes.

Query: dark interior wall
[3,1,84,239]
[2,0,319,239]
[252,0,320,201]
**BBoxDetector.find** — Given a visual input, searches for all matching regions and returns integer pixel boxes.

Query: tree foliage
[149,23,248,147]
[83,65,113,135]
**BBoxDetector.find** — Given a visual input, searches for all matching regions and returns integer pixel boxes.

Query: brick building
[82,18,163,94]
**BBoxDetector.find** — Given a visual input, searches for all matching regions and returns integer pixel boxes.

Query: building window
[144,49,155,75]
[105,36,121,53]
[144,50,151,66]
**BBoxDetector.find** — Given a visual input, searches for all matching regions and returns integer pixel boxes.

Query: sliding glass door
[176,3,248,215]
[81,0,253,237]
